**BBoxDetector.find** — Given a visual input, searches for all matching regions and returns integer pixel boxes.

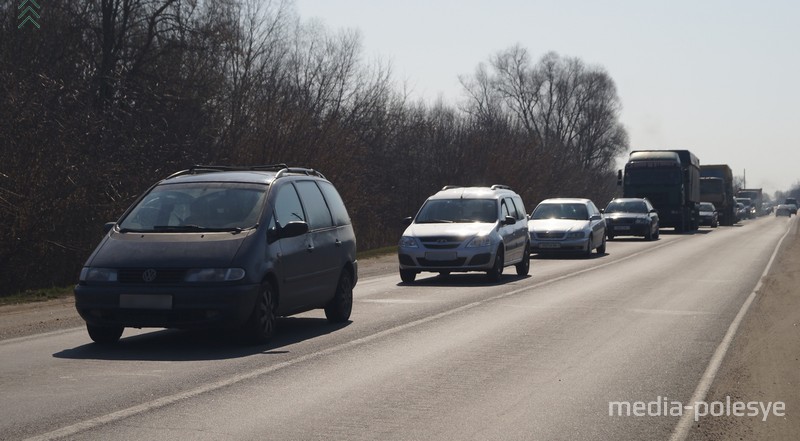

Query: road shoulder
[690,217,800,439]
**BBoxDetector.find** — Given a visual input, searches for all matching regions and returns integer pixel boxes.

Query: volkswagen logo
[142,269,157,282]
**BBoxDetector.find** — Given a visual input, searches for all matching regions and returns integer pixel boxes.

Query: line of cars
[397,185,674,283]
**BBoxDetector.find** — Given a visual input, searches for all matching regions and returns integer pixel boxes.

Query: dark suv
[74,165,357,344]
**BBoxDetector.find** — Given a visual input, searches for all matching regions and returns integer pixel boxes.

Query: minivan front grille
[419,236,466,249]
[118,268,187,284]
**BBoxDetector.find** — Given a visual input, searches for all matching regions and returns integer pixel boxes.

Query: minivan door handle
[335,239,342,247]
[307,244,315,252]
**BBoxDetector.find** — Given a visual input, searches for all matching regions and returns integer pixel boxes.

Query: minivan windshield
[118,182,268,232]
[415,199,497,223]
[531,203,589,220]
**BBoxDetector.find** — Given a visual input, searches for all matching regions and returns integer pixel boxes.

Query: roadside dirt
[0,253,400,341]
[690,216,800,440]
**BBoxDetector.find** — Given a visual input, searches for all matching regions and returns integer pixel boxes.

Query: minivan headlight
[185,268,246,282]
[466,235,492,248]
[398,236,419,248]
[80,267,118,282]
[566,231,585,239]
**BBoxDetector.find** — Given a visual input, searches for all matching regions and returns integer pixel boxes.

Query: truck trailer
[619,149,700,232]
[700,164,735,226]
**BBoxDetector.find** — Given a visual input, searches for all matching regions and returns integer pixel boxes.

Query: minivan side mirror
[103,222,116,234]
[503,216,516,225]
[279,221,309,239]
[402,216,413,226]
[590,214,602,221]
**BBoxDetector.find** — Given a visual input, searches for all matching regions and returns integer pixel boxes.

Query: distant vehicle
[620,149,700,232]
[775,205,792,217]
[700,165,735,225]
[602,198,660,241]
[74,165,358,344]
[736,188,764,216]
[528,198,606,257]
[784,198,798,215]
[698,202,719,228]
[398,185,530,283]
[735,197,755,219]
[734,202,747,221]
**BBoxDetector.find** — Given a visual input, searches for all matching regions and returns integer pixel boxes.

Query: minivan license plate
[425,252,456,261]
[120,294,173,310]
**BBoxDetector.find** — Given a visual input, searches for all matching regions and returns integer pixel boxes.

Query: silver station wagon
[397,185,530,283]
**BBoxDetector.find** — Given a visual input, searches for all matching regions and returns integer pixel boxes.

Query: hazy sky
[296,0,799,196]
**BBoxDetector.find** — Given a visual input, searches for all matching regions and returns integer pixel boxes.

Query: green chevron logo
[18,0,40,29]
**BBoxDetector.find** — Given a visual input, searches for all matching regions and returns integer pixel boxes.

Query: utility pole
[743,169,746,188]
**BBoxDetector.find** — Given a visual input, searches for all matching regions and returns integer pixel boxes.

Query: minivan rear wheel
[87,324,123,344]
[246,282,276,344]
[325,270,353,323]
[515,244,530,276]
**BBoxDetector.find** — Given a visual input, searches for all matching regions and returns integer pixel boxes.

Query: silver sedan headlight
[566,231,585,239]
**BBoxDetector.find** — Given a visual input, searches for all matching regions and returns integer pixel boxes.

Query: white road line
[669,217,796,441]
[23,236,685,441]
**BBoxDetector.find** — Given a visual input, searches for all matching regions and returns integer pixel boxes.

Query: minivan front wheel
[487,247,504,282]
[400,268,417,283]
[246,282,276,344]
[87,324,123,344]
[325,270,353,323]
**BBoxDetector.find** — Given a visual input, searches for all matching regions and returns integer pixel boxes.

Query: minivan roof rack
[490,184,512,190]
[441,185,462,191]
[164,164,326,180]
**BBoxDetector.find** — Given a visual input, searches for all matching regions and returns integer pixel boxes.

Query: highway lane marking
[669,217,796,441]
[22,236,688,441]
[0,326,85,347]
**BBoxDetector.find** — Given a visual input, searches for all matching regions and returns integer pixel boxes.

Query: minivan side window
[295,181,334,230]
[273,184,306,226]
[317,181,351,226]
[512,196,526,220]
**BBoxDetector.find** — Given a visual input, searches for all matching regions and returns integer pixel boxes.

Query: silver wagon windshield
[118,183,268,232]
[415,199,497,223]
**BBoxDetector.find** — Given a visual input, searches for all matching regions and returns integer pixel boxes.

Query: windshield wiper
[152,225,244,233]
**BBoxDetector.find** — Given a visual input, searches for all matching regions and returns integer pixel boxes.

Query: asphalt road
[1,215,794,441]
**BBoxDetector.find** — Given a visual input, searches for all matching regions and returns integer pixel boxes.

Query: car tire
[86,324,123,344]
[584,237,593,258]
[487,247,504,282]
[245,281,276,344]
[515,244,530,276]
[607,233,614,241]
[712,219,718,228]
[654,227,660,239]
[596,235,606,254]
[400,268,416,283]
[645,225,653,241]
[325,270,353,323]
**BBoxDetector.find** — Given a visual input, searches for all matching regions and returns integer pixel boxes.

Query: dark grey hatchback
[75,165,357,344]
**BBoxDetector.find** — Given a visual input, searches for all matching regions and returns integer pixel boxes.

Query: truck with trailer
[699,164,735,225]
[736,188,764,217]
[619,149,700,232]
